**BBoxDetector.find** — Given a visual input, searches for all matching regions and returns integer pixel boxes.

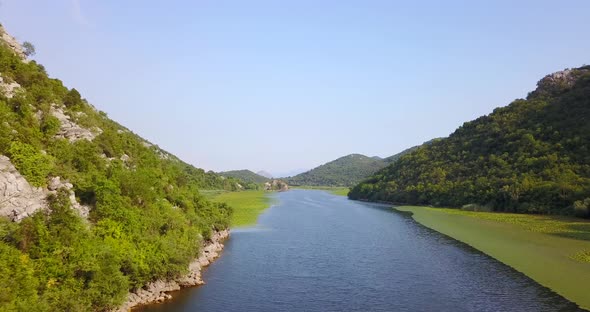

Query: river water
[138,189,583,312]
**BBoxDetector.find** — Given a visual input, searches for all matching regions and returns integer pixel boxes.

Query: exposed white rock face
[47,176,90,218]
[114,229,230,312]
[0,74,21,99]
[0,156,47,221]
[0,25,26,60]
[120,154,130,162]
[50,105,102,142]
[142,141,153,148]
[531,67,590,99]
[0,156,91,221]
[542,69,577,88]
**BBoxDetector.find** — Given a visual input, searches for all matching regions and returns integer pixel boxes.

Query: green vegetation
[0,36,233,310]
[286,154,387,187]
[382,139,440,163]
[351,66,590,216]
[329,188,350,196]
[208,190,271,227]
[219,169,269,189]
[21,41,35,57]
[291,185,350,196]
[7,141,53,187]
[396,206,590,309]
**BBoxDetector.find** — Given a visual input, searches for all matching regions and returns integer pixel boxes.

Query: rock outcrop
[0,155,91,221]
[47,176,90,218]
[0,25,26,60]
[0,155,47,221]
[530,66,590,99]
[265,179,289,191]
[114,229,230,312]
[0,74,21,98]
[51,105,102,142]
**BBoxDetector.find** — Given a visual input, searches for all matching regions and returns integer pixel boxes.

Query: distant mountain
[256,170,274,179]
[274,168,309,178]
[285,154,388,187]
[350,66,590,216]
[220,169,270,184]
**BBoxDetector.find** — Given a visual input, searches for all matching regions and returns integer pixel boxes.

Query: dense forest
[350,66,590,217]
[286,154,387,187]
[219,169,269,189]
[0,33,235,310]
[383,139,440,163]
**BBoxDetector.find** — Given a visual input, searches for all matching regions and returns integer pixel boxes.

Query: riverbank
[208,190,272,227]
[395,206,590,310]
[290,186,350,196]
[114,229,230,312]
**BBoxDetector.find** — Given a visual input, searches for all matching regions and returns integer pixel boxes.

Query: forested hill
[350,66,590,217]
[286,154,388,187]
[0,25,235,311]
[383,139,441,163]
[220,169,270,184]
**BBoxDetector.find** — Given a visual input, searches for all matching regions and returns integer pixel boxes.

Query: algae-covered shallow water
[138,190,584,312]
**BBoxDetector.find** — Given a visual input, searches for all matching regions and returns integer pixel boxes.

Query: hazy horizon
[1,0,589,174]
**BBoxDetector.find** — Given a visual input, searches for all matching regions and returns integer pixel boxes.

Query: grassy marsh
[207,190,272,227]
[395,206,590,310]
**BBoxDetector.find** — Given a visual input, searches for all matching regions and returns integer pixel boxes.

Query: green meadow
[395,206,590,310]
[207,190,272,227]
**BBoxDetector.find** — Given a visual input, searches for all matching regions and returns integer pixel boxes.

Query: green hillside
[0,30,234,310]
[220,169,269,186]
[383,139,441,163]
[350,66,590,217]
[286,154,388,187]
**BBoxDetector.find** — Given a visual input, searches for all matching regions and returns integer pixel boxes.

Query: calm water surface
[138,190,584,312]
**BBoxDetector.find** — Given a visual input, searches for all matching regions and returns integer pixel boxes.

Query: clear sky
[1,1,589,176]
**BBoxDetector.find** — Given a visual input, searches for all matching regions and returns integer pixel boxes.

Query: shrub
[573,198,590,218]
[41,115,60,139]
[7,141,53,187]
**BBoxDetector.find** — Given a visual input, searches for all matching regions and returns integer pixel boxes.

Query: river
[138,189,583,312]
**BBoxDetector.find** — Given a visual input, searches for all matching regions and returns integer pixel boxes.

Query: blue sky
[1,0,589,176]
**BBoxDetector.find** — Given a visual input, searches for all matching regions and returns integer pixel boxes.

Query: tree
[22,41,35,57]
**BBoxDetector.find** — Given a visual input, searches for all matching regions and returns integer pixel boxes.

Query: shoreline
[114,229,230,312]
[394,206,590,311]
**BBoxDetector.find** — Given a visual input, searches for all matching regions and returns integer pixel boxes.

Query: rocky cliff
[0,25,26,60]
[0,25,95,221]
[0,23,234,311]
[0,155,46,221]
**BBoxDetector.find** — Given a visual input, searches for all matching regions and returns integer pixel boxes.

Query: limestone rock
[530,67,590,99]
[0,25,26,60]
[0,74,21,99]
[47,176,90,218]
[113,229,230,311]
[51,105,102,142]
[0,155,47,221]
